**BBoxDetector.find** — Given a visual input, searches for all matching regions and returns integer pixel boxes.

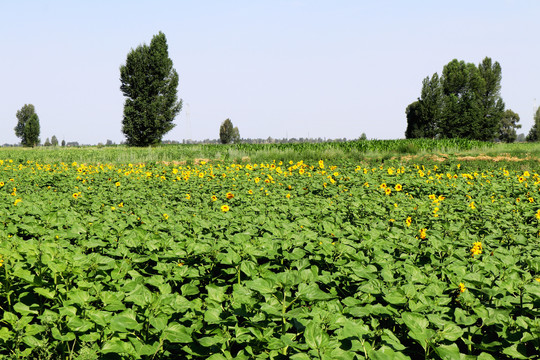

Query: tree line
[11,37,540,147]
[405,57,539,142]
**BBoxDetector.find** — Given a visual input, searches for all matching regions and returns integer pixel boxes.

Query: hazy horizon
[2,1,539,145]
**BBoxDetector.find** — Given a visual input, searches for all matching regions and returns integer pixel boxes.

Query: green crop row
[0,138,493,165]
[0,159,538,359]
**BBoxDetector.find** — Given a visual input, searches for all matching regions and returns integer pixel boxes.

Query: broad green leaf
[3,311,19,324]
[439,323,464,341]
[110,311,141,332]
[149,314,169,331]
[297,283,335,301]
[204,307,223,324]
[124,284,153,307]
[101,338,136,355]
[434,343,467,359]
[381,329,406,351]
[198,335,225,347]
[206,284,228,303]
[66,289,92,305]
[368,345,411,360]
[240,260,257,278]
[181,283,200,296]
[22,335,46,348]
[384,290,407,305]
[34,287,55,299]
[162,323,193,343]
[87,310,113,328]
[51,327,76,341]
[129,337,160,356]
[502,344,529,359]
[303,322,328,350]
[290,354,311,360]
[13,302,38,316]
[0,327,13,342]
[79,332,101,342]
[477,353,497,360]
[454,308,478,326]
[246,278,277,294]
[67,316,94,333]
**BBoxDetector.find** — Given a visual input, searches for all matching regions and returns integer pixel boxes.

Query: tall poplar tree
[120,32,182,146]
[477,57,505,141]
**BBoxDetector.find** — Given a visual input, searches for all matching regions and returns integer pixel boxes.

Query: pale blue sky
[1,0,539,145]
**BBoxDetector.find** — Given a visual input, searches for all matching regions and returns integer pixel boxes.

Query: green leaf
[101,338,136,355]
[110,311,141,332]
[336,321,370,340]
[22,335,46,349]
[502,344,529,359]
[381,329,406,351]
[67,316,94,333]
[401,312,435,350]
[12,267,36,284]
[87,310,113,328]
[79,332,101,342]
[0,327,13,342]
[303,322,329,350]
[51,327,76,341]
[34,287,56,299]
[434,343,463,359]
[2,312,18,325]
[206,284,228,303]
[439,323,464,341]
[198,335,225,347]
[368,345,411,360]
[297,283,334,301]
[66,289,92,305]
[181,283,200,296]
[13,302,38,316]
[384,290,407,305]
[129,337,160,356]
[25,324,47,336]
[204,307,223,324]
[477,353,497,360]
[246,278,277,294]
[240,260,257,278]
[401,312,429,331]
[454,308,477,326]
[162,323,193,343]
[290,354,311,360]
[149,314,169,331]
[124,284,153,307]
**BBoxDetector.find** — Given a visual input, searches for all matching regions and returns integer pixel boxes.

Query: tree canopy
[499,109,521,143]
[405,57,508,141]
[15,104,40,147]
[120,32,182,146]
[526,107,540,142]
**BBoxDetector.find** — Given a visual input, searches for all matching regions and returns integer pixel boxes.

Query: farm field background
[0,140,539,359]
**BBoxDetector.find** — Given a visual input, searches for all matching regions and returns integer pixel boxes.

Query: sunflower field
[0,158,539,359]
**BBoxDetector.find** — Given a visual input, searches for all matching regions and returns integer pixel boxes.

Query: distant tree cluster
[405,57,521,142]
[44,135,60,147]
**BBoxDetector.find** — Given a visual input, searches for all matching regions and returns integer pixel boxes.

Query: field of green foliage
[0,138,494,165]
[0,142,539,359]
